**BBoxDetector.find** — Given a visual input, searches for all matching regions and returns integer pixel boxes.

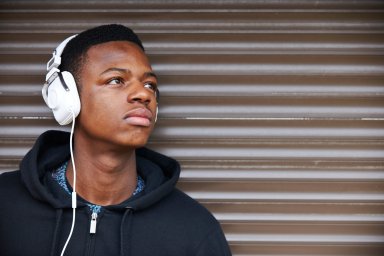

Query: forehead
[84,41,150,67]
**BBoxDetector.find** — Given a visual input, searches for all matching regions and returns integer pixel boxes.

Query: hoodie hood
[20,130,180,211]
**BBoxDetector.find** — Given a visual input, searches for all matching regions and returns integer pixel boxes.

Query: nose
[127,81,153,105]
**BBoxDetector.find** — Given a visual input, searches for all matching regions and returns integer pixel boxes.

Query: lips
[123,108,153,127]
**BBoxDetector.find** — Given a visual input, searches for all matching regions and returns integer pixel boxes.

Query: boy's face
[75,41,158,149]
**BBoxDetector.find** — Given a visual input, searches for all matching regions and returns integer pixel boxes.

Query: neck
[66,134,138,206]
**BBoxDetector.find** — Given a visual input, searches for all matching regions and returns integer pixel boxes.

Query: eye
[107,77,124,86]
[144,82,157,92]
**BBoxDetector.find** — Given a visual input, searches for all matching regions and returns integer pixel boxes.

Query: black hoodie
[0,130,231,256]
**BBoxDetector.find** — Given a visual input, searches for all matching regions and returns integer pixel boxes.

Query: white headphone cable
[60,110,77,256]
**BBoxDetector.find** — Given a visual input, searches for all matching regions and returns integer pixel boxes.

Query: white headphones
[42,35,81,125]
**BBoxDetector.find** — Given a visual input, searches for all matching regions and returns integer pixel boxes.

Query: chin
[130,141,148,149]
[121,137,150,149]
[112,128,153,148]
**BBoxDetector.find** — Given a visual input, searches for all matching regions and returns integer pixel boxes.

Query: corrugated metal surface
[1,0,384,255]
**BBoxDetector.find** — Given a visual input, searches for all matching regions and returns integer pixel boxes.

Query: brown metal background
[1,0,384,255]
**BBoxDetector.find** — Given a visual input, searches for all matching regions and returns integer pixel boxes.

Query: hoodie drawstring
[120,208,133,256]
[50,209,63,256]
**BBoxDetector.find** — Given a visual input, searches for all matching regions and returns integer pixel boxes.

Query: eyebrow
[143,71,158,80]
[100,68,157,80]
[100,67,129,75]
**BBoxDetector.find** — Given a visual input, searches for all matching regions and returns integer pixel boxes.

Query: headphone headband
[46,34,77,72]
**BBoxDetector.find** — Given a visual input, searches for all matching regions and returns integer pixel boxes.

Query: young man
[0,24,231,256]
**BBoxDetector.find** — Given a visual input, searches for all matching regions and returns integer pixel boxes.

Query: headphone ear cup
[45,71,81,125]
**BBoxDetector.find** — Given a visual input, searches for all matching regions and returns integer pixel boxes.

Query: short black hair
[60,24,145,86]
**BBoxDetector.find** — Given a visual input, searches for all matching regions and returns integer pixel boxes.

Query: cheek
[79,91,117,123]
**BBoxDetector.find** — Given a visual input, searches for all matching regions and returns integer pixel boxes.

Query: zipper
[85,209,99,256]
[90,212,98,234]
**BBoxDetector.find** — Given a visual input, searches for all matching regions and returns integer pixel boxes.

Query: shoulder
[0,170,22,189]
[0,171,26,211]
[138,187,218,225]
[167,189,216,218]
[148,188,221,232]
[0,170,29,202]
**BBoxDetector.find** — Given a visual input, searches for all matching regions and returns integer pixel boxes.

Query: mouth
[123,108,153,127]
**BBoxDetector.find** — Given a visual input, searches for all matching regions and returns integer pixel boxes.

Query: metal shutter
[1,0,383,255]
